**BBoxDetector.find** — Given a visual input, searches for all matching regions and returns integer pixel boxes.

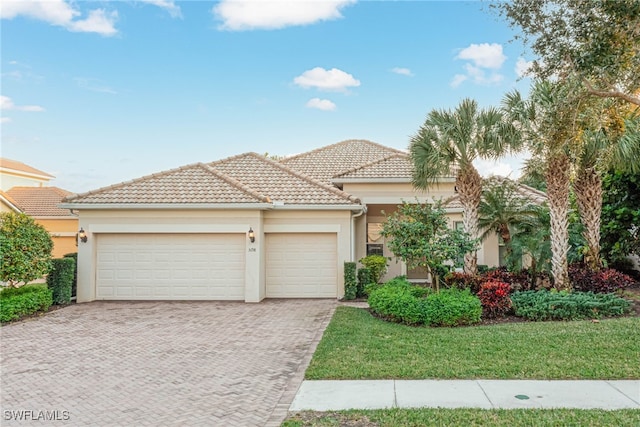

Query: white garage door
[96,233,245,300]
[266,233,337,298]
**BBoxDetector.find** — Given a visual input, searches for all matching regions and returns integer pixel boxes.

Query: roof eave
[58,203,274,210]
[270,204,363,211]
[332,177,456,184]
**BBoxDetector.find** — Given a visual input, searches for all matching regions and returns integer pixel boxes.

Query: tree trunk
[546,153,571,290]
[457,166,482,275]
[574,166,603,270]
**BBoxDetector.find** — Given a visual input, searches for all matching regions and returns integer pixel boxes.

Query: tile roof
[443,177,547,209]
[333,153,413,180]
[0,158,54,179]
[280,139,406,184]
[0,190,22,213]
[63,153,359,207]
[63,163,268,205]
[210,152,359,205]
[6,187,75,217]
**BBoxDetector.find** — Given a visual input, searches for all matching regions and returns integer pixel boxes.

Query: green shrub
[511,290,631,321]
[343,262,357,300]
[423,288,482,327]
[359,255,388,283]
[368,279,480,327]
[0,284,53,323]
[63,253,78,298]
[357,267,372,298]
[47,257,75,305]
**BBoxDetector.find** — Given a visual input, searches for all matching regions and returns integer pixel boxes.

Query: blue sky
[1,0,533,193]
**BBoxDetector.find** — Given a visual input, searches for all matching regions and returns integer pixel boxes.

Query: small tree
[0,212,53,287]
[380,202,478,291]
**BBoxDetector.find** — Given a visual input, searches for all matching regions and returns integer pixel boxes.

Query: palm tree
[574,110,640,270]
[502,80,578,290]
[478,177,539,268]
[410,98,521,275]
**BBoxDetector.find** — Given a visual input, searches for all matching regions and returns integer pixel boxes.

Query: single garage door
[266,233,337,298]
[96,233,245,300]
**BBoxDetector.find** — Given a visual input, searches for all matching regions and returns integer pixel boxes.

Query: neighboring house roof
[62,152,360,208]
[0,157,55,180]
[6,186,75,217]
[1,190,22,213]
[280,139,406,184]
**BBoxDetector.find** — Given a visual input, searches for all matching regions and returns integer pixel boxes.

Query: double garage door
[96,233,337,300]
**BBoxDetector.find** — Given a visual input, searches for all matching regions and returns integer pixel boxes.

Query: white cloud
[139,0,182,18]
[213,0,356,31]
[456,43,506,69]
[294,67,360,92]
[450,74,468,88]
[474,158,514,178]
[0,96,45,112]
[306,98,336,111]
[75,78,117,94]
[391,67,413,77]
[515,57,534,78]
[0,0,118,36]
[1,117,12,124]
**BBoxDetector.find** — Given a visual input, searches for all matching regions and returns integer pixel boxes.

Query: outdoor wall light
[248,227,255,243]
[78,228,88,243]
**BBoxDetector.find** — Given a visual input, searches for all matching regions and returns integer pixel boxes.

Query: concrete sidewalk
[290,380,640,411]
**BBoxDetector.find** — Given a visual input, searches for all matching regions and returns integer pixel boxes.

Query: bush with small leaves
[343,262,357,300]
[0,284,53,323]
[359,255,388,284]
[511,290,631,321]
[568,263,636,293]
[357,267,373,298]
[477,280,512,318]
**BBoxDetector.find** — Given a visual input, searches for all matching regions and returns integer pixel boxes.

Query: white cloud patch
[0,0,118,36]
[0,96,45,112]
[452,43,506,87]
[391,67,413,76]
[1,117,12,124]
[294,67,360,92]
[515,57,534,78]
[474,158,514,178]
[306,98,336,111]
[75,78,117,94]
[213,0,356,31]
[139,0,182,18]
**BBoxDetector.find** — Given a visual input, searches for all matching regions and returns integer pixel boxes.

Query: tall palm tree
[574,110,640,270]
[478,177,539,267]
[410,98,521,275]
[503,80,578,290]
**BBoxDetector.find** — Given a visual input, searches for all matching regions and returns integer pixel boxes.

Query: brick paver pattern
[0,300,336,426]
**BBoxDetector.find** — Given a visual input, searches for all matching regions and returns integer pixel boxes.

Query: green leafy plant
[477,280,512,318]
[511,290,631,321]
[47,257,75,305]
[359,255,388,284]
[356,267,373,298]
[0,284,53,323]
[343,262,357,300]
[0,212,53,287]
[568,263,636,293]
[63,252,78,298]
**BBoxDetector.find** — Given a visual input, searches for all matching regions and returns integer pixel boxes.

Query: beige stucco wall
[35,217,79,258]
[75,208,353,303]
[1,199,18,213]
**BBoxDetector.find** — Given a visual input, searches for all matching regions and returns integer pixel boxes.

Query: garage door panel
[96,233,245,300]
[266,233,337,298]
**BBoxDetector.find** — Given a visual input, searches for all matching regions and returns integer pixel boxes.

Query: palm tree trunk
[546,153,571,290]
[574,166,603,270]
[457,166,482,275]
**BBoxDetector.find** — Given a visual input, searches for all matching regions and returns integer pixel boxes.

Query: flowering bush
[477,280,512,318]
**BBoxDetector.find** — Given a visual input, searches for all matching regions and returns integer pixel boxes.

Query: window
[366,223,384,256]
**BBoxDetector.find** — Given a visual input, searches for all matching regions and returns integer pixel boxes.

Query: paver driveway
[0,300,336,426]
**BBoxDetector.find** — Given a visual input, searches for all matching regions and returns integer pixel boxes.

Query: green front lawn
[305,307,640,380]
[283,408,640,427]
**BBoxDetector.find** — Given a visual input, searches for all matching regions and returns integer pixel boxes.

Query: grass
[305,307,640,380]
[283,408,640,427]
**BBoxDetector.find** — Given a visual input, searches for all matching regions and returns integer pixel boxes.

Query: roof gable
[332,153,413,181]
[6,186,74,217]
[280,139,406,184]
[0,158,54,180]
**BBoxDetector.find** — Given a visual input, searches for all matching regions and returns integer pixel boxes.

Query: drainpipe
[351,205,367,261]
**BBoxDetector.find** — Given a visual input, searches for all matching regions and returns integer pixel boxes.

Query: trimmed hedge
[47,257,75,305]
[343,262,357,300]
[368,278,481,327]
[0,284,53,323]
[357,267,373,298]
[63,252,78,298]
[511,290,631,321]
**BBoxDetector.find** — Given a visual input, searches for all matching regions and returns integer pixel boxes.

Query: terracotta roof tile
[280,139,406,183]
[64,164,267,205]
[0,158,54,179]
[333,153,413,180]
[1,190,22,212]
[6,187,74,216]
[443,177,547,209]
